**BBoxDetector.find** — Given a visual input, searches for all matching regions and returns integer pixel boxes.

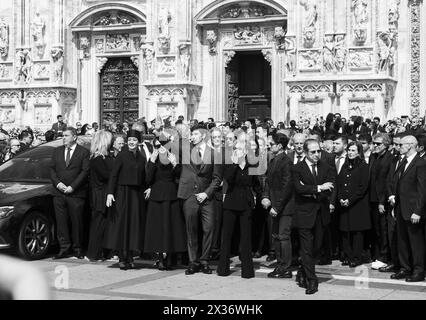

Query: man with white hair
[388,135,426,282]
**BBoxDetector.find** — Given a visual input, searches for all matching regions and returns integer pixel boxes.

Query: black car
[0,137,91,260]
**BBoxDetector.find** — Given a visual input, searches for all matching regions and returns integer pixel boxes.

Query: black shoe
[317,259,332,266]
[118,262,128,270]
[217,269,231,277]
[305,280,319,295]
[185,264,200,275]
[268,268,292,279]
[266,253,276,262]
[296,269,307,288]
[158,261,167,271]
[200,264,213,275]
[74,250,84,259]
[53,250,70,260]
[379,264,398,273]
[210,251,220,261]
[406,273,425,282]
[391,270,411,280]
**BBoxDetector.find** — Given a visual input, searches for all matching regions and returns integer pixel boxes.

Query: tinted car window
[0,137,92,182]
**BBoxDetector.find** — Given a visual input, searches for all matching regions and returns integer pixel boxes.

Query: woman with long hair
[106,130,148,270]
[87,130,114,261]
[333,141,371,268]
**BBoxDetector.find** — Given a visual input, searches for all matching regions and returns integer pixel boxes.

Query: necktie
[297,155,303,164]
[395,156,403,173]
[197,146,202,161]
[65,147,71,167]
[397,158,408,178]
[336,156,343,174]
[311,164,317,180]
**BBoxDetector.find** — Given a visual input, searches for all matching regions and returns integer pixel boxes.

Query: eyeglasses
[396,143,413,147]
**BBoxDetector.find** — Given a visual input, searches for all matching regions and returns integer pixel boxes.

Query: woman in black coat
[217,140,261,279]
[144,138,186,270]
[334,141,371,267]
[106,130,148,270]
[87,130,115,261]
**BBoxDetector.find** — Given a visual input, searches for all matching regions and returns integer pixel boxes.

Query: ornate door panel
[100,58,139,125]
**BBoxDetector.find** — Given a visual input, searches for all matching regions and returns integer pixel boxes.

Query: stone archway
[69,3,146,124]
[195,0,288,122]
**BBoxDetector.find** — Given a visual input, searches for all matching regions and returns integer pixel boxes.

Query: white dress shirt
[335,153,346,174]
[140,142,151,160]
[404,152,417,172]
[294,153,305,165]
[64,143,77,163]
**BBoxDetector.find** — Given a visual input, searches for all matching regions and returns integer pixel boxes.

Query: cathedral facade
[0,0,424,129]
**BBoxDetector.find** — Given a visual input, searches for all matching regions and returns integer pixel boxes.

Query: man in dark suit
[368,133,394,268]
[177,125,222,275]
[51,115,67,138]
[262,133,294,278]
[293,139,335,294]
[50,127,90,259]
[388,135,426,282]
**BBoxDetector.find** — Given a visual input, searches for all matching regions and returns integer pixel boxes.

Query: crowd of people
[3,111,426,296]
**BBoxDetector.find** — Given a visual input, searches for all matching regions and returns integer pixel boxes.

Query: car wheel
[18,211,52,260]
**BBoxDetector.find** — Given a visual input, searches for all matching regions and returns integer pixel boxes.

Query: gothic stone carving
[0,106,15,124]
[348,48,373,69]
[148,87,184,103]
[178,44,191,80]
[51,47,64,83]
[409,0,421,116]
[377,31,396,74]
[0,63,9,78]
[15,49,32,84]
[33,63,49,79]
[158,8,172,54]
[79,34,91,59]
[95,39,104,54]
[299,0,318,48]
[0,18,9,58]
[323,35,346,73]
[285,37,297,76]
[299,50,321,71]
[206,30,218,55]
[96,57,108,74]
[274,27,286,50]
[130,56,139,69]
[234,26,261,45]
[348,100,375,119]
[224,51,236,67]
[93,11,135,26]
[31,12,46,58]
[262,49,273,66]
[219,4,276,19]
[142,43,155,77]
[106,34,130,52]
[289,84,332,94]
[157,57,176,74]
[389,0,401,32]
[352,0,368,45]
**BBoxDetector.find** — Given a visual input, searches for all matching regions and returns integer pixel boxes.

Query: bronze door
[100,57,139,126]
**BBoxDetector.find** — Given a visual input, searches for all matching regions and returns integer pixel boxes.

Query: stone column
[409,0,422,116]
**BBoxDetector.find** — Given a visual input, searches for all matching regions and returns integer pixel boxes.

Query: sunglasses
[372,142,383,146]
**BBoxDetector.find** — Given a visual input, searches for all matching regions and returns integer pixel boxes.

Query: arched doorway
[69,3,146,124]
[195,0,288,122]
[100,58,139,125]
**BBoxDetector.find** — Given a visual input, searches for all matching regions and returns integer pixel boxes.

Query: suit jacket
[90,155,114,214]
[395,154,426,220]
[223,163,261,211]
[177,144,222,200]
[262,152,293,215]
[50,144,90,198]
[51,122,67,133]
[369,151,393,204]
[293,160,335,229]
[107,147,147,194]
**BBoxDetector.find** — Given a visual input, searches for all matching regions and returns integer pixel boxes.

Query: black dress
[105,147,147,255]
[87,155,114,260]
[144,158,186,253]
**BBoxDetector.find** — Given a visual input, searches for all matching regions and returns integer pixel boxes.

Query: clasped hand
[57,182,73,194]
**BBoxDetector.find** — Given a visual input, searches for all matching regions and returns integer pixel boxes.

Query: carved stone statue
[299,50,321,69]
[179,44,190,79]
[234,26,261,44]
[274,26,286,50]
[15,49,32,84]
[352,0,368,45]
[284,37,296,76]
[79,34,90,58]
[334,35,347,72]
[158,8,171,37]
[142,43,155,76]
[51,47,64,83]
[31,12,46,57]
[0,18,9,58]
[206,30,218,54]
[377,31,396,73]
[299,0,318,48]
[388,0,401,31]
[323,35,335,72]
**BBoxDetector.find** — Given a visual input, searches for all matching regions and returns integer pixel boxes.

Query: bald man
[388,135,426,282]
[287,133,307,165]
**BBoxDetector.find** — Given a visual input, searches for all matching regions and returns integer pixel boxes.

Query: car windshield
[0,137,91,182]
